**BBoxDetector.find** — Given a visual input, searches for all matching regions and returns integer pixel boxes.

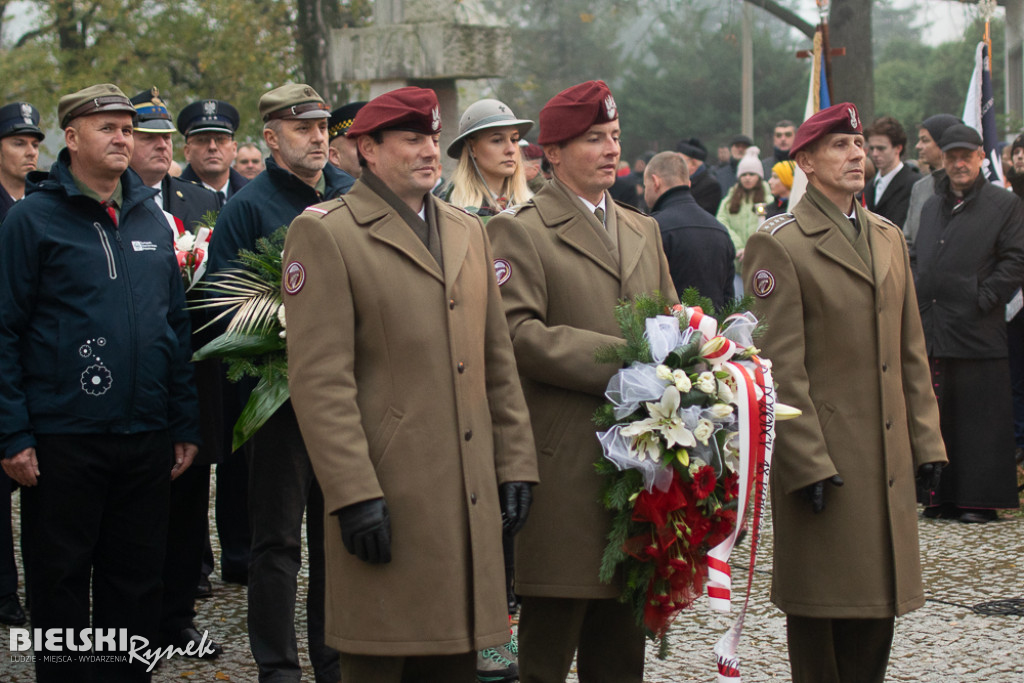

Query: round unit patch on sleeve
[493,258,511,286]
[752,269,775,298]
[284,261,306,295]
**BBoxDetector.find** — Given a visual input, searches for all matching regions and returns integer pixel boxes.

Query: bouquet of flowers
[171,210,217,291]
[593,292,795,677]
[191,225,290,450]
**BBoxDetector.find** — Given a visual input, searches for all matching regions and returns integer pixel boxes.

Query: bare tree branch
[743,0,816,39]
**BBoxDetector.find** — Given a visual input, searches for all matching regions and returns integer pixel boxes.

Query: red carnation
[692,465,717,500]
[721,471,740,502]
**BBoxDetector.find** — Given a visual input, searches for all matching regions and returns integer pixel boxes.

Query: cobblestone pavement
[2,476,1022,682]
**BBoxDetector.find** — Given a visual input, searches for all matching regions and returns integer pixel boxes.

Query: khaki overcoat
[486,179,677,598]
[743,188,947,619]
[283,180,539,656]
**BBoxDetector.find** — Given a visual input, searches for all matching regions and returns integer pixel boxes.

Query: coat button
[465,430,472,441]
[470,493,477,504]
[885,420,892,430]
[882,363,888,372]
[449,299,456,310]
[888,476,895,488]
[457,361,465,373]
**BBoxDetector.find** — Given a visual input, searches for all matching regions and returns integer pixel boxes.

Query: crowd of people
[0,75,1019,683]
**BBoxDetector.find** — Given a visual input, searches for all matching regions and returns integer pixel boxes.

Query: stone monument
[329,0,512,176]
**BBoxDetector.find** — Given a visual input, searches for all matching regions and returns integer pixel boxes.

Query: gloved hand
[499,482,533,536]
[916,462,943,493]
[335,497,391,564]
[802,474,844,514]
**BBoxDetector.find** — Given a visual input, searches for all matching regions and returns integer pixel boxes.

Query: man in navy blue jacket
[206,83,354,683]
[645,151,736,310]
[0,83,200,682]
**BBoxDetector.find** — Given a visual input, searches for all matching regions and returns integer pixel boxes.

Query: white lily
[621,386,696,454]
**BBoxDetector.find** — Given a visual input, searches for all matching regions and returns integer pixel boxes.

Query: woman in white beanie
[716,146,772,269]
[443,98,534,219]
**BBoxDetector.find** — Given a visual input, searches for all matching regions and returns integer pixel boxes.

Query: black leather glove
[916,462,943,493]
[335,497,391,564]
[802,474,844,514]
[499,482,533,536]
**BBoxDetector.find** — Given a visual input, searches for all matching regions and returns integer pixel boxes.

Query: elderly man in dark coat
[913,124,1024,523]
[644,151,735,310]
[744,102,947,683]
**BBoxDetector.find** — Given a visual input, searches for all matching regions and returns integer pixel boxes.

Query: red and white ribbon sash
[707,358,775,682]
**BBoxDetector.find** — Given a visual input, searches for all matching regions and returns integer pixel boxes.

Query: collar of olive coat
[341,178,473,288]
[527,176,662,283]
[791,184,895,287]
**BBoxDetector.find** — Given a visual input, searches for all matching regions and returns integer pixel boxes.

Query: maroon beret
[791,102,863,156]
[346,86,441,138]
[537,80,619,145]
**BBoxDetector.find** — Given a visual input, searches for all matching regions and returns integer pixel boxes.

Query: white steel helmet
[446,98,533,159]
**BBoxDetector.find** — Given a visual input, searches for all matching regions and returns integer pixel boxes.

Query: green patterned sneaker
[476,640,518,682]
[497,631,518,659]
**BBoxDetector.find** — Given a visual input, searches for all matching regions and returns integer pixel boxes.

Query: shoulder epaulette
[500,199,534,216]
[757,213,796,235]
[866,211,898,231]
[302,197,346,217]
[612,199,645,215]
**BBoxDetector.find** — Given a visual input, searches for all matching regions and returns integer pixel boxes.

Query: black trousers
[0,468,17,596]
[21,431,172,683]
[517,595,645,683]
[786,615,895,683]
[159,462,210,638]
[247,405,338,683]
[339,651,476,682]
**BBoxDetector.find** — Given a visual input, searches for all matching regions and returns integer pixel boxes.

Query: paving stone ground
[2,472,1022,682]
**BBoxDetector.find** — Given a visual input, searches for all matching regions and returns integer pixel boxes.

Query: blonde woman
[446,103,533,683]
[444,99,533,218]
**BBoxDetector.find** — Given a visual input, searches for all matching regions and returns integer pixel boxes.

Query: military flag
[962,41,1004,185]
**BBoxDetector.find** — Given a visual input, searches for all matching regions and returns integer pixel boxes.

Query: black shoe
[220,569,248,586]
[0,592,26,626]
[163,626,223,659]
[922,503,959,519]
[195,575,213,600]
[959,509,997,524]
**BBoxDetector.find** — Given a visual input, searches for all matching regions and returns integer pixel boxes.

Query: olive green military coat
[486,179,677,598]
[743,191,947,619]
[283,180,539,655]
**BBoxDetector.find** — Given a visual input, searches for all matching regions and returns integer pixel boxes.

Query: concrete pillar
[329,1,511,177]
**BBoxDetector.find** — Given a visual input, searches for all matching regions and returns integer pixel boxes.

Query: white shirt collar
[577,194,607,215]
[202,179,230,196]
[873,161,903,200]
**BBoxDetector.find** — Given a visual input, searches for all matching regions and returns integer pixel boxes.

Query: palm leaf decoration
[191,225,290,450]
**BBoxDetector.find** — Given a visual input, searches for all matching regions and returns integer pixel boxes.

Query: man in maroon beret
[487,81,677,682]
[282,86,538,682]
[742,102,947,682]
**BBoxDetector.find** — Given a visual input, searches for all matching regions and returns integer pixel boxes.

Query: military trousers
[786,614,896,683]
[517,595,645,683]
